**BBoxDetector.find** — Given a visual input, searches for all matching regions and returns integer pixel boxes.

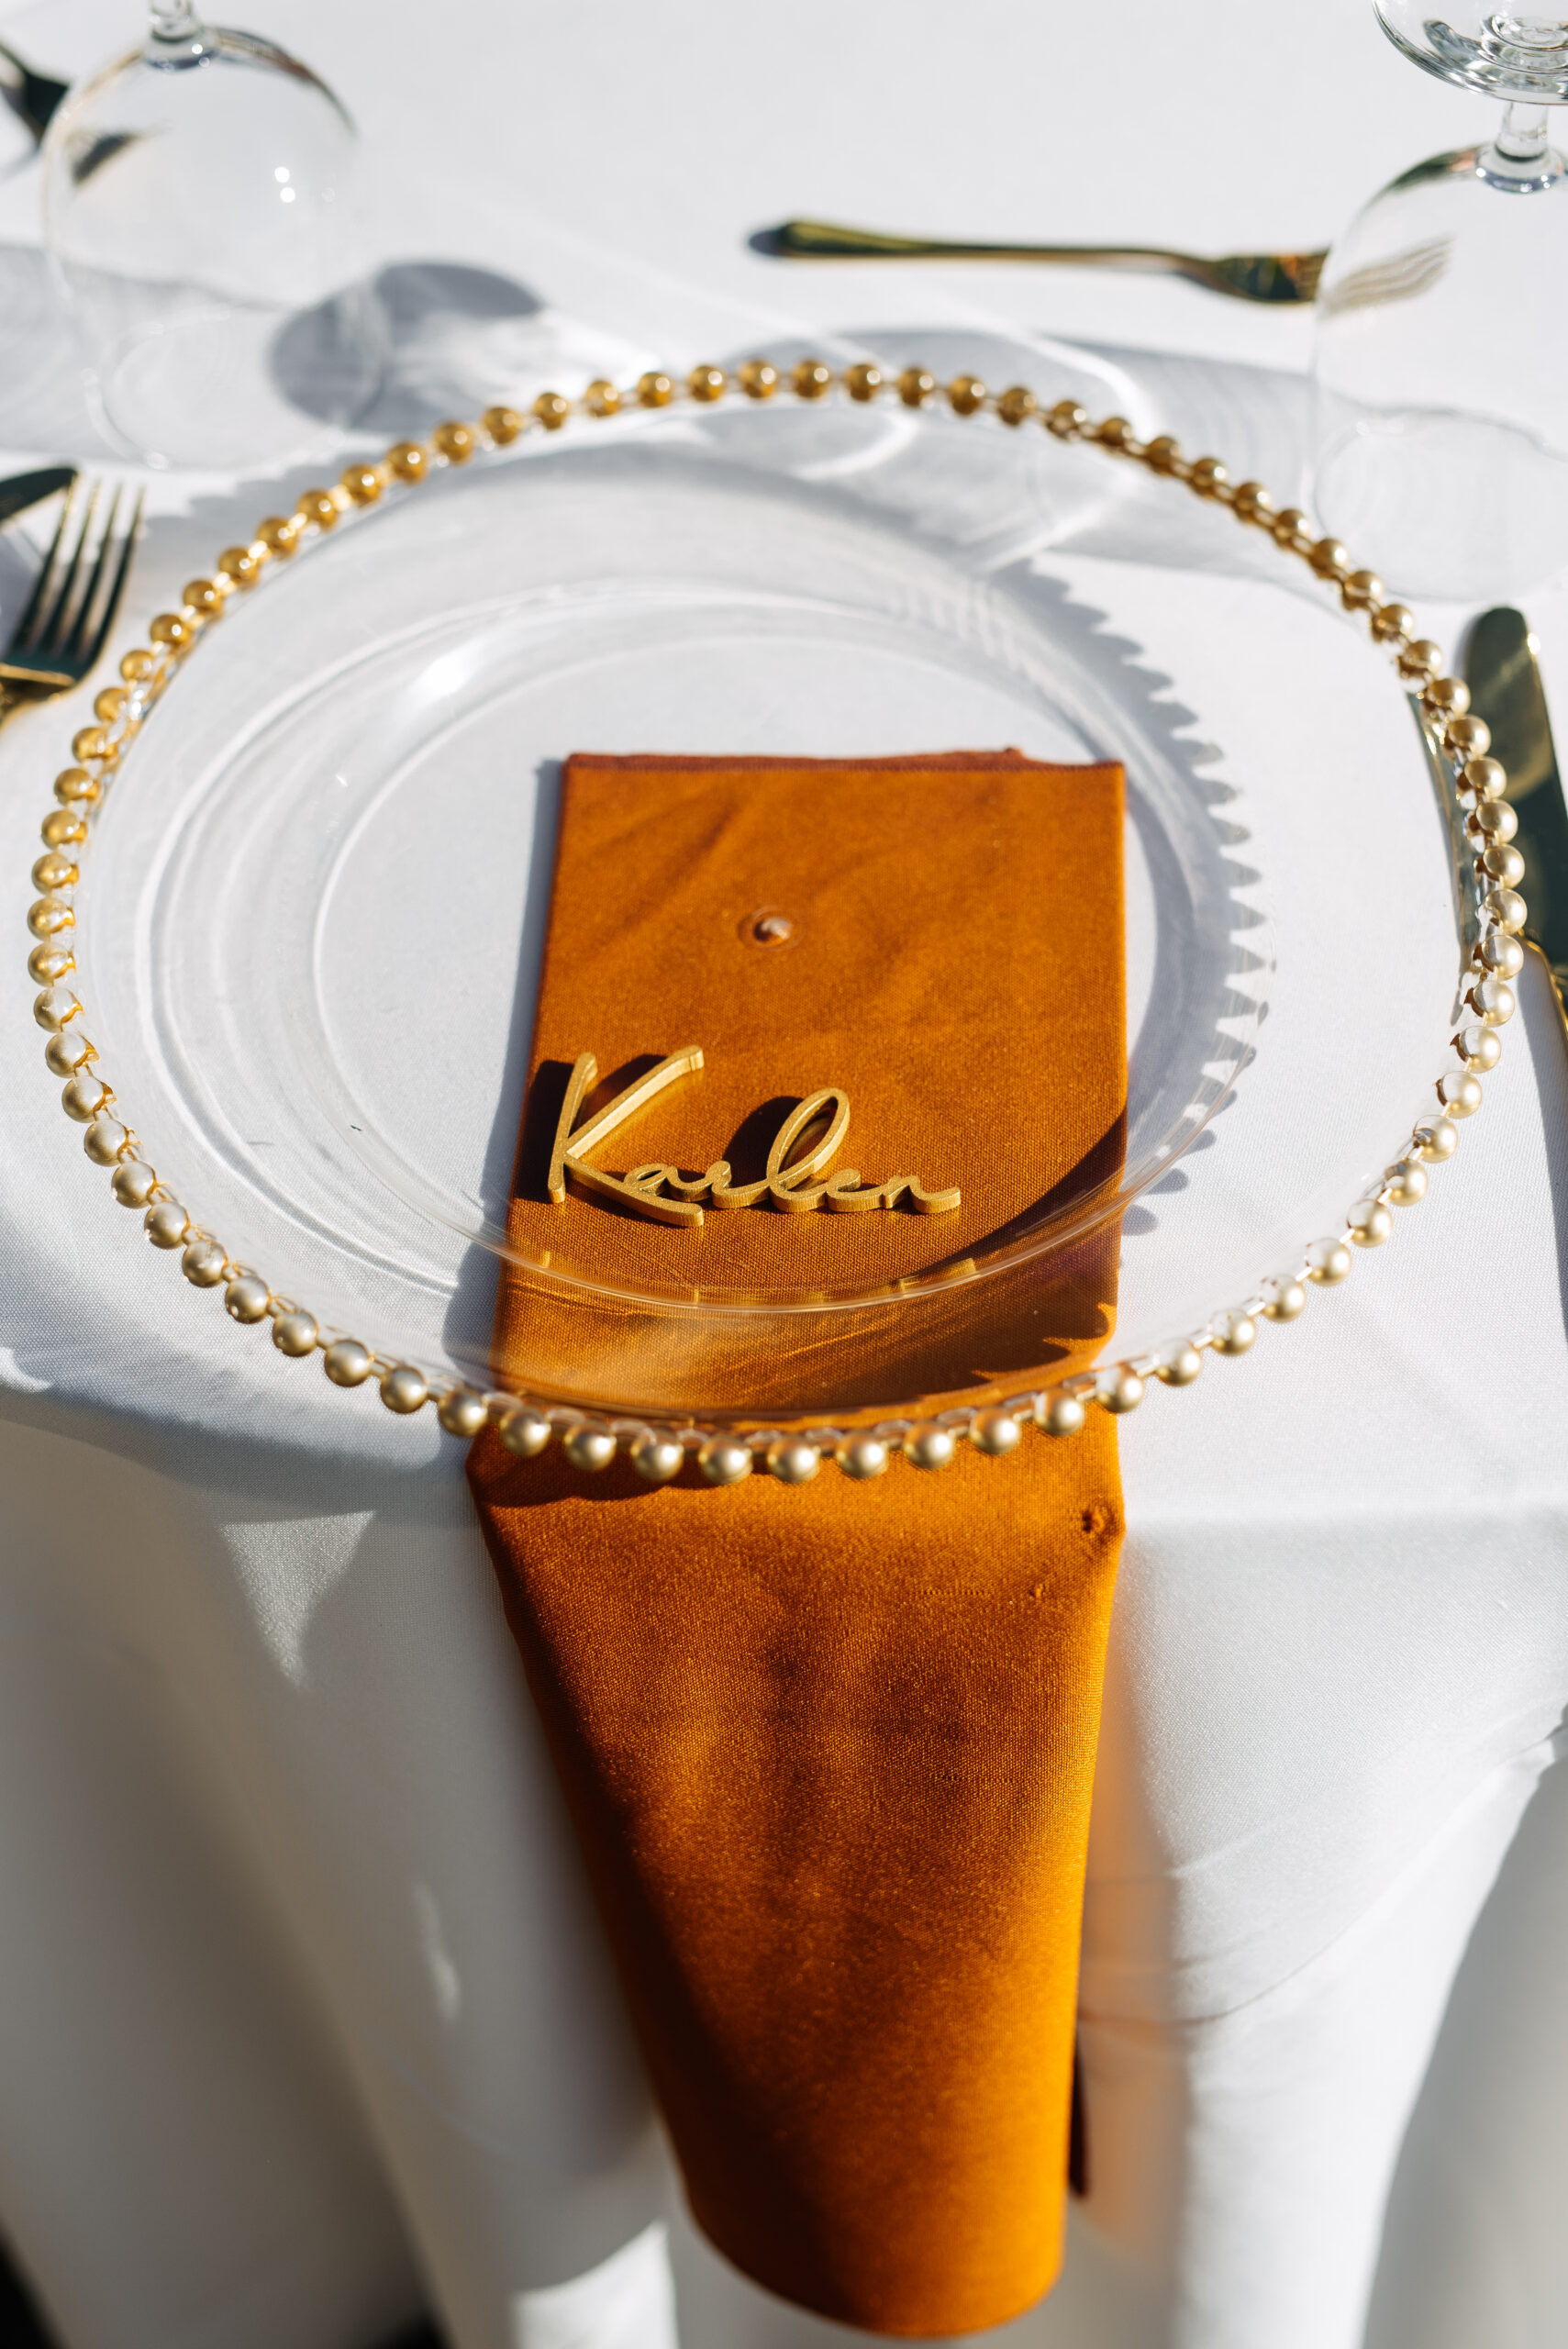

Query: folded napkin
[469,750,1126,2336]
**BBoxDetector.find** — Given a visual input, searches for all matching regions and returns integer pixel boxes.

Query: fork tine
[60,481,124,667]
[29,476,100,657]
[77,486,144,674]
[9,476,79,651]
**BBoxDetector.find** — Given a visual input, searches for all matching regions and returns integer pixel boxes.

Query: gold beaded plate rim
[26,362,1521,1488]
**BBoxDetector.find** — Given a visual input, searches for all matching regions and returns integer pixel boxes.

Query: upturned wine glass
[42,0,383,471]
[1312,7,1568,600]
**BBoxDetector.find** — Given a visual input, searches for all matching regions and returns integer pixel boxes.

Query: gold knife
[1464,607,1568,1037]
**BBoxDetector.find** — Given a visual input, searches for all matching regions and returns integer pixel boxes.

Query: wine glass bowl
[1375,6,1568,98]
[1311,6,1568,600]
[42,1,383,470]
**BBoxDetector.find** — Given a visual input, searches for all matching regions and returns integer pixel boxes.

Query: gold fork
[751,218,1451,310]
[0,476,145,732]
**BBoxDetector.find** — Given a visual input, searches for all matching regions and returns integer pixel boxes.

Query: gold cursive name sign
[547,1048,961,1228]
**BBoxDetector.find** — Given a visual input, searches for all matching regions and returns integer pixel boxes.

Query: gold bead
[533,393,570,432]
[272,1310,319,1356]
[182,1237,228,1286]
[738,358,779,399]
[435,1386,489,1436]
[61,1075,106,1122]
[1095,1366,1144,1413]
[1347,1198,1392,1247]
[44,1027,89,1075]
[1481,842,1525,886]
[218,545,264,585]
[29,950,75,988]
[1045,399,1087,438]
[768,1435,821,1483]
[947,373,986,416]
[432,419,477,462]
[1209,1308,1256,1354]
[1481,930,1525,976]
[1154,1341,1203,1384]
[1413,1118,1458,1160]
[1458,1023,1501,1071]
[1472,797,1518,841]
[324,1338,375,1386]
[1446,714,1490,759]
[1461,754,1507,800]
[1306,1237,1351,1283]
[1041,1391,1087,1435]
[119,648,156,682]
[1189,455,1229,496]
[1272,506,1312,548]
[385,440,428,482]
[1307,535,1348,577]
[1232,480,1274,520]
[41,808,86,852]
[1260,1278,1306,1321]
[1485,885,1528,932]
[1423,674,1469,717]
[380,1363,429,1413]
[256,515,299,557]
[339,464,384,507]
[33,851,77,891]
[970,1408,1021,1454]
[1396,637,1443,679]
[144,1199,189,1248]
[636,372,673,408]
[1382,1159,1428,1206]
[1096,416,1136,450]
[225,1273,272,1322]
[845,362,884,403]
[28,896,73,939]
[1473,974,1516,1023]
[110,1158,157,1208]
[898,367,936,407]
[687,365,726,403]
[835,1433,888,1479]
[499,1404,552,1456]
[1437,1070,1483,1117]
[72,725,112,762]
[1143,434,1183,473]
[296,488,341,529]
[582,380,620,417]
[483,405,524,444]
[178,581,222,623]
[83,1117,128,1166]
[1341,568,1384,608]
[1371,601,1414,643]
[93,685,128,723]
[786,358,829,400]
[630,1429,684,1481]
[904,1424,956,1470]
[563,1420,617,1471]
[699,1434,753,1485]
[54,767,99,807]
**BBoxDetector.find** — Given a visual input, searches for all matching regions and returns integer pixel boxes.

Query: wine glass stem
[149,0,200,37]
[1496,102,1550,162]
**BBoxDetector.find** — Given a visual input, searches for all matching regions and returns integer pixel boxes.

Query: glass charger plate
[77,400,1462,1423]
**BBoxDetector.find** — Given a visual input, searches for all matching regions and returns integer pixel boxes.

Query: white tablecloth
[2,5,1568,2346]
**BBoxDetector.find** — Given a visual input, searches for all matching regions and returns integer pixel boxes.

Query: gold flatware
[0,475,144,731]
[751,218,1451,310]
[1464,607,1568,1035]
[0,466,75,529]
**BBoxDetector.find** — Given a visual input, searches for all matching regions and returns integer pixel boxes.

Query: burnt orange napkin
[469,751,1127,2337]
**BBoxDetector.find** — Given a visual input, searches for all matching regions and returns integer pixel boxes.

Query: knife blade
[1463,606,1568,1030]
[0,467,76,530]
